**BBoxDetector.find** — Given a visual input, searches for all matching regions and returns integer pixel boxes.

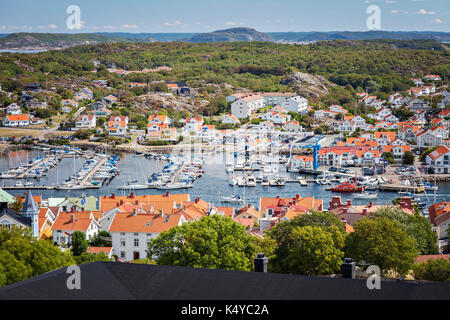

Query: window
[134,238,139,247]
[121,239,125,247]
[120,251,125,258]
[120,232,125,236]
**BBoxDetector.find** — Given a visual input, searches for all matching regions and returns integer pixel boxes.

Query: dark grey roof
[0,262,449,300]
[20,190,38,217]
[0,205,31,227]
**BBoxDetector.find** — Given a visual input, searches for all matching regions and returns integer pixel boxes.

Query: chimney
[276,195,280,199]
[70,214,74,222]
[194,197,199,204]
[71,207,74,213]
[295,194,300,200]
[132,208,137,216]
[130,192,134,198]
[135,200,139,205]
[362,208,368,215]
[164,191,169,197]
[111,193,115,199]
[346,200,351,206]
[341,258,355,279]
[120,199,124,205]
[254,253,268,273]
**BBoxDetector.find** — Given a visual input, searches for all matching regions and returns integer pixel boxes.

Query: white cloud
[390,10,399,14]
[38,24,57,29]
[163,20,181,26]
[434,18,443,24]
[417,9,435,15]
[103,25,115,29]
[1,26,7,30]
[225,21,236,26]
[121,24,138,29]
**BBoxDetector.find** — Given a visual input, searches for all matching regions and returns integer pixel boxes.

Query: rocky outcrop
[281,72,336,99]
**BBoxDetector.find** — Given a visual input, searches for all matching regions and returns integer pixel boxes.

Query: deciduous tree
[147,215,257,271]
[71,231,89,256]
[344,218,417,276]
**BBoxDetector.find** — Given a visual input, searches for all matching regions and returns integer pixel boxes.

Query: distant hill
[0,33,145,50]
[187,27,274,43]
[93,32,198,42]
[268,31,450,42]
[0,30,449,50]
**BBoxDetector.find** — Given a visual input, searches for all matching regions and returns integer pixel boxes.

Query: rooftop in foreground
[0,262,449,300]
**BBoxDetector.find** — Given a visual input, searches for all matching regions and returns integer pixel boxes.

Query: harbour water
[1,149,449,209]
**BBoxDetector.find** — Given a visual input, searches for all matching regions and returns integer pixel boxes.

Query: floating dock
[378,184,425,193]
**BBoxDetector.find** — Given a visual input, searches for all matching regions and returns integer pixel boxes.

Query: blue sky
[0,0,448,33]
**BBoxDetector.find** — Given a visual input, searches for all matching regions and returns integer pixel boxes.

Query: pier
[16,156,61,179]
[80,156,108,186]
[378,184,425,193]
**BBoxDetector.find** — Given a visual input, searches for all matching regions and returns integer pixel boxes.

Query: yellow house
[38,207,59,240]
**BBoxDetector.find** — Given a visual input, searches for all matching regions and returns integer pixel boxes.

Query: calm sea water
[0,49,47,53]
[1,149,449,209]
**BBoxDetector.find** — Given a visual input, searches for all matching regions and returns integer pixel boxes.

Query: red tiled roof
[415,254,450,264]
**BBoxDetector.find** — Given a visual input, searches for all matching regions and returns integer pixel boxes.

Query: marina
[0,148,449,209]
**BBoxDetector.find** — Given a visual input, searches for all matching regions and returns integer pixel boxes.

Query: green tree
[0,250,32,285]
[89,231,111,247]
[267,211,346,274]
[73,129,93,140]
[0,227,75,287]
[382,152,395,164]
[368,207,439,255]
[74,252,111,265]
[278,225,344,275]
[147,215,257,271]
[71,231,89,256]
[345,218,417,276]
[402,151,415,165]
[412,258,450,282]
[96,117,106,127]
[9,198,23,213]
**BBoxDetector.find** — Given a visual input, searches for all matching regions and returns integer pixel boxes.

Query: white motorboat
[158,182,193,190]
[270,176,285,186]
[237,176,246,186]
[354,192,378,199]
[119,184,149,190]
[220,195,244,203]
[262,166,272,173]
[15,181,23,187]
[246,175,256,187]
[229,178,237,186]
[261,176,269,186]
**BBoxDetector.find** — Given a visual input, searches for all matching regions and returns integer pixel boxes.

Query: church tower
[21,190,39,238]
